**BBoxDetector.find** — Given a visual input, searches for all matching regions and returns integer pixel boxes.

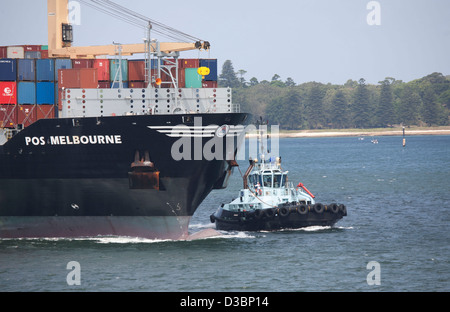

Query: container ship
[0,0,249,239]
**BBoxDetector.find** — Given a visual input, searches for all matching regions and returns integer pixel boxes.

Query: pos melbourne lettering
[25,135,123,146]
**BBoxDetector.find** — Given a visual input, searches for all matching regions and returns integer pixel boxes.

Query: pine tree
[330,90,349,129]
[377,79,395,127]
[399,85,421,126]
[218,60,240,88]
[352,78,371,128]
[266,89,303,130]
[305,82,325,129]
[421,84,442,126]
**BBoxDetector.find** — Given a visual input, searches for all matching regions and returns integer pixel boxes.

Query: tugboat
[210,125,347,232]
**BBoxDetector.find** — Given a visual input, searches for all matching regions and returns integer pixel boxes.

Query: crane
[47,0,210,59]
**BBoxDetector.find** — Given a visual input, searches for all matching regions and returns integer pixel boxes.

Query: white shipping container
[7,46,24,59]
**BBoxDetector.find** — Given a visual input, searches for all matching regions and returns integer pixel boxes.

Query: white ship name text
[25,135,123,146]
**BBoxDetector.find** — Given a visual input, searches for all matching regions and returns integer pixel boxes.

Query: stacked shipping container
[0,58,17,128]
[0,45,60,128]
[1,43,219,128]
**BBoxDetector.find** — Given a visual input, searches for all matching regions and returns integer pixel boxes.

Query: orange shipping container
[128,60,146,81]
[80,68,98,88]
[59,68,98,89]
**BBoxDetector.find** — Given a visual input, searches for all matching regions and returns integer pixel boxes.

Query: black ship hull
[211,204,347,232]
[0,113,249,239]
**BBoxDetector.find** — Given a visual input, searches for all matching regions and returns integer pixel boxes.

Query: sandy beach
[276,127,450,138]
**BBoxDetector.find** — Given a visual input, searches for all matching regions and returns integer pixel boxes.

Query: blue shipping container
[110,59,128,82]
[36,82,55,104]
[18,82,36,104]
[151,59,163,69]
[199,59,218,81]
[17,59,35,81]
[25,51,41,59]
[0,59,17,81]
[55,59,72,81]
[36,59,55,81]
[111,82,129,89]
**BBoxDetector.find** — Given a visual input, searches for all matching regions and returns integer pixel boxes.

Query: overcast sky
[1,0,449,85]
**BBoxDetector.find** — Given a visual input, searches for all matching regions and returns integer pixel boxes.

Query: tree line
[218,60,450,129]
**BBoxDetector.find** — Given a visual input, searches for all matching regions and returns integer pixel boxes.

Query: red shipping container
[0,82,17,104]
[129,81,147,88]
[23,45,42,52]
[40,50,49,59]
[179,59,199,69]
[59,68,98,89]
[57,88,65,110]
[178,68,185,88]
[17,104,36,127]
[0,47,7,58]
[80,68,98,88]
[202,81,218,88]
[93,59,110,81]
[0,104,17,128]
[36,104,55,120]
[59,69,80,88]
[128,60,146,81]
[155,66,185,88]
[73,59,94,68]
[98,81,110,88]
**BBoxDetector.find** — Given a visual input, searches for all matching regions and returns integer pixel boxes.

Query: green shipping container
[41,45,48,51]
[110,59,128,82]
[185,68,202,88]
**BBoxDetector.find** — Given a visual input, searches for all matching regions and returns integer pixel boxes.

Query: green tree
[330,89,349,129]
[352,78,371,128]
[285,77,296,87]
[398,85,421,126]
[218,60,240,88]
[304,82,326,128]
[270,74,285,87]
[266,88,303,130]
[249,77,259,86]
[377,78,395,127]
[421,83,443,125]
[237,69,247,86]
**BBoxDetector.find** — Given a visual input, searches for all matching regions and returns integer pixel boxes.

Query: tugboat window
[273,174,282,188]
[263,174,272,187]
[249,174,262,189]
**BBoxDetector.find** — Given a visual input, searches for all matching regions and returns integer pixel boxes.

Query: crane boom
[49,42,200,59]
[47,0,208,58]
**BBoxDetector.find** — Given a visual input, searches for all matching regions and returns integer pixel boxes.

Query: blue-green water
[1,136,449,292]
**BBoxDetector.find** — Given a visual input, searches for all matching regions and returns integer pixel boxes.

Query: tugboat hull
[212,204,347,232]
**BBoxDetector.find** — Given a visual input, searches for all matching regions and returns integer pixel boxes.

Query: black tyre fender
[279,206,290,217]
[297,204,308,215]
[329,203,339,214]
[264,208,275,218]
[314,203,324,214]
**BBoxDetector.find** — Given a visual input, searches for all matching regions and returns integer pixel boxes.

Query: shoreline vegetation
[219,61,450,134]
[275,126,450,138]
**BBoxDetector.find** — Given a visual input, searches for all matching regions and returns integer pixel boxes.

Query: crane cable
[77,0,205,43]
